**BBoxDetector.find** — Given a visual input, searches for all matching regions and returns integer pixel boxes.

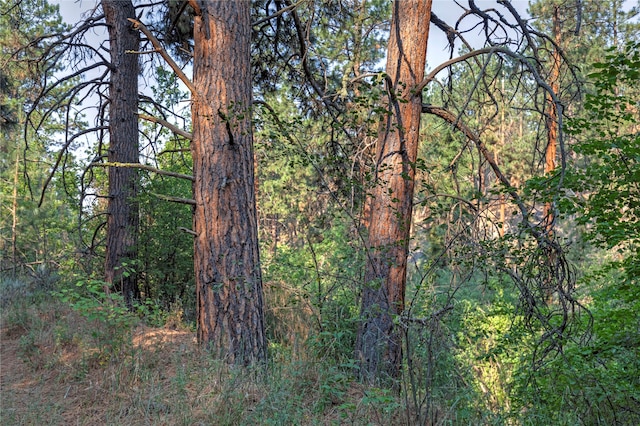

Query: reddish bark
[191,0,267,364]
[544,5,561,234]
[356,0,432,383]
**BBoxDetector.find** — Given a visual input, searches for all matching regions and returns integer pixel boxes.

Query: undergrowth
[3,271,636,425]
[0,277,408,425]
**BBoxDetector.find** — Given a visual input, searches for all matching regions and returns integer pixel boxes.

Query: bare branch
[179,226,197,236]
[252,0,307,27]
[138,113,192,140]
[422,104,529,220]
[159,148,190,155]
[286,0,341,111]
[402,305,454,325]
[414,45,567,184]
[150,192,196,205]
[37,126,109,207]
[128,18,196,94]
[90,162,195,181]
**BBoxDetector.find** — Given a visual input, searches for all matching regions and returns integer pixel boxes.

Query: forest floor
[1,322,197,424]
[0,302,399,425]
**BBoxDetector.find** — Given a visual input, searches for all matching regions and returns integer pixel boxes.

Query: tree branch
[422,104,528,219]
[138,113,192,140]
[414,45,567,183]
[287,1,340,111]
[128,18,197,94]
[90,162,195,181]
[414,47,498,94]
[38,126,109,207]
[150,192,196,205]
[179,226,197,236]
[252,0,307,27]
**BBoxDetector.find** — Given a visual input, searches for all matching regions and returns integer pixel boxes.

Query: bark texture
[191,0,267,364]
[102,0,140,308]
[356,0,432,384]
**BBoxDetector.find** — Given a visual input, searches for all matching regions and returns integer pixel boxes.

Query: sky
[52,0,534,72]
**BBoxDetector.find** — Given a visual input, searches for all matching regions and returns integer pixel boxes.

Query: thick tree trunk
[191,0,267,365]
[356,0,431,384]
[102,0,140,309]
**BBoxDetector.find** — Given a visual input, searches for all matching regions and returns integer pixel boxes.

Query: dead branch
[422,104,534,229]
[90,162,194,181]
[128,18,197,94]
[138,113,192,140]
[253,0,307,27]
[38,126,109,207]
[402,305,454,326]
[179,227,197,236]
[151,192,196,205]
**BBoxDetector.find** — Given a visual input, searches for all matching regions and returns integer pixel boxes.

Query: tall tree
[356,0,431,384]
[101,0,140,308]
[190,0,267,364]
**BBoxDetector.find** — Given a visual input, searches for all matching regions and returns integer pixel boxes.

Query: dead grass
[1,297,408,425]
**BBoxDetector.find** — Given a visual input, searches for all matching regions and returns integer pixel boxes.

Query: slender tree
[543,5,560,235]
[356,0,431,384]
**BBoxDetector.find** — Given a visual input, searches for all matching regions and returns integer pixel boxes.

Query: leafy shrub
[510,41,640,425]
[55,278,137,363]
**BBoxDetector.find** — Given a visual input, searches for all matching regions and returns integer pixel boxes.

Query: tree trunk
[356,0,431,384]
[542,5,562,304]
[191,0,267,365]
[11,147,19,278]
[102,0,140,308]
[544,5,561,234]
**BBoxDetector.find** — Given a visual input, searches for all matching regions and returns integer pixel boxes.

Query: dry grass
[1,296,407,425]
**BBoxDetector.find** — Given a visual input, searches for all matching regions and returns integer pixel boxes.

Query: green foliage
[5,1,640,423]
[509,41,640,425]
[402,268,527,424]
[511,267,640,425]
[55,278,136,363]
[0,0,79,277]
[138,73,194,319]
[564,41,640,278]
[138,153,195,318]
[263,217,362,364]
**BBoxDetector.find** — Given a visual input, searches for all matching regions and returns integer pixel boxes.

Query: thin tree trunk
[498,77,506,237]
[543,5,562,304]
[356,0,432,384]
[544,5,561,234]
[191,0,267,365]
[102,0,140,308]
[11,148,19,278]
